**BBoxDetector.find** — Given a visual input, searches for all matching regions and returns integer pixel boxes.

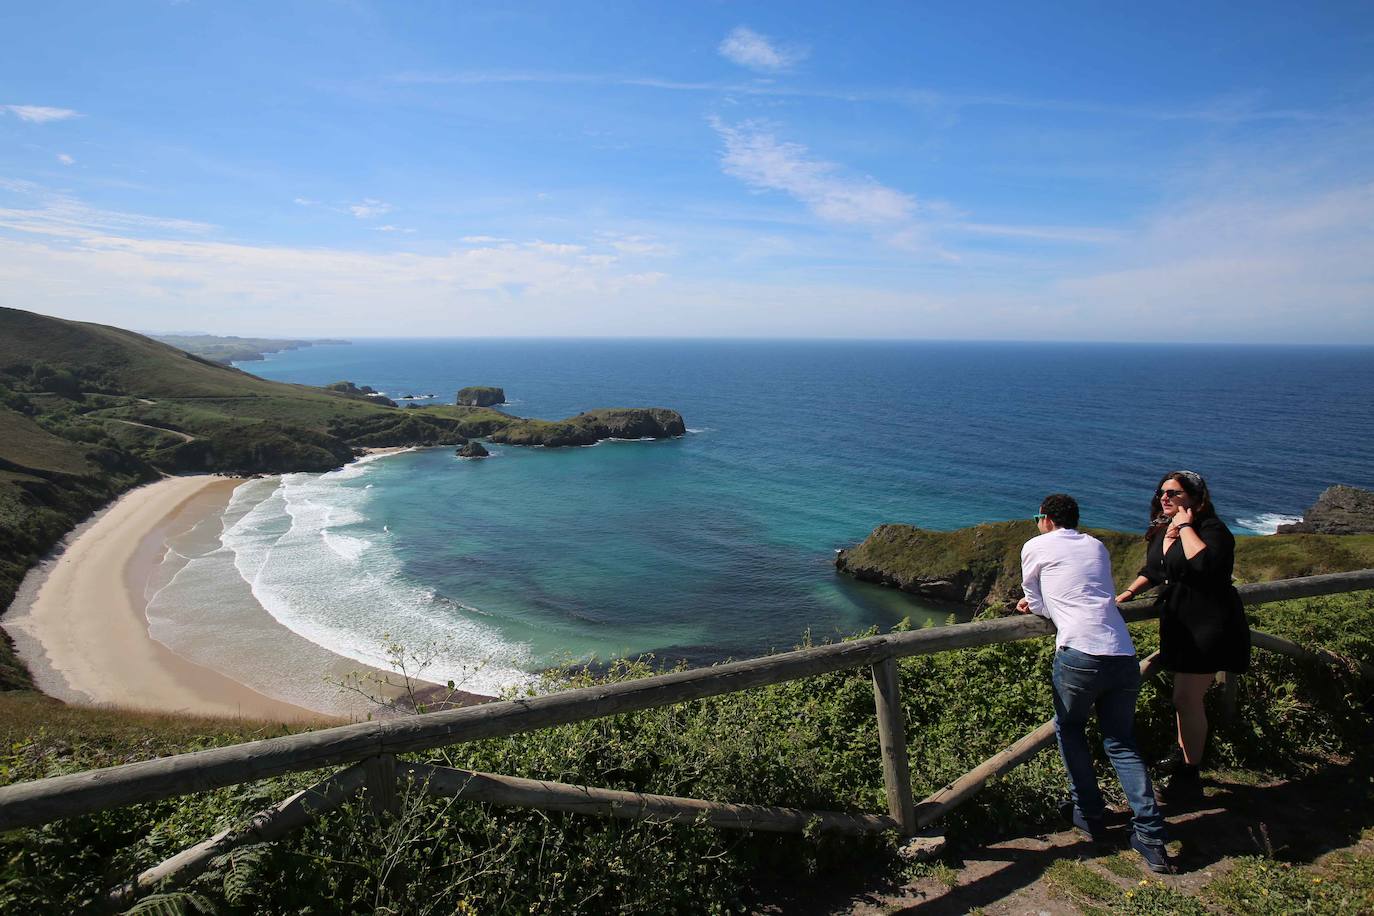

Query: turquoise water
[197,339,1374,692]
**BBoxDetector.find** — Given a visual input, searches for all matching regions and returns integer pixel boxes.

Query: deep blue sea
[193,339,1374,695]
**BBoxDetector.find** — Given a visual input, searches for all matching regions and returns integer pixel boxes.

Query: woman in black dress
[1116,470,1249,800]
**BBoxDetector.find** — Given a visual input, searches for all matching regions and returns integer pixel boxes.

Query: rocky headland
[486,407,686,447]
[152,334,349,364]
[837,517,1374,611]
[1277,485,1374,535]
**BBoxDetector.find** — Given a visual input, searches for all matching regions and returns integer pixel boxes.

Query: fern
[211,842,271,905]
[122,890,217,916]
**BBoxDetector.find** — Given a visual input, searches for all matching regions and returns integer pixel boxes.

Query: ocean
[149,339,1374,701]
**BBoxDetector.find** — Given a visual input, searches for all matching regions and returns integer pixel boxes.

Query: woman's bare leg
[1173,673,1213,764]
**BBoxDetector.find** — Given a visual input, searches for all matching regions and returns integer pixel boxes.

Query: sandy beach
[5,476,329,722]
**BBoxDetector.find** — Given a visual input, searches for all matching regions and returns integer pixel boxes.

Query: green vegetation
[151,334,349,365]
[1205,853,1374,914]
[2,589,1371,913]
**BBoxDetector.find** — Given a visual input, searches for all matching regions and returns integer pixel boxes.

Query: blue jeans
[1052,646,1167,845]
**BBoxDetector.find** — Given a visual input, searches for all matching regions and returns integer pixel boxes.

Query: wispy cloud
[0,186,670,335]
[2,105,82,123]
[349,198,393,219]
[371,224,415,233]
[718,26,807,73]
[56,153,75,166]
[0,183,215,239]
[384,71,1330,126]
[711,118,914,226]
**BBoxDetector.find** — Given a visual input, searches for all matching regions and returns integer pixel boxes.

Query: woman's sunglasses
[1032,513,1047,521]
[1156,488,1187,500]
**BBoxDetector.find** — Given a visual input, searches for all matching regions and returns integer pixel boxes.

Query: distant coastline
[151,333,351,365]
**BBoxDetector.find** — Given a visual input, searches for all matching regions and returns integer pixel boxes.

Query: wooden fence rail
[0,567,1371,909]
[2,568,1372,833]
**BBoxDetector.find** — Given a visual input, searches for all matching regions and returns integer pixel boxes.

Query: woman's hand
[1167,505,1195,538]
[1116,590,1134,604]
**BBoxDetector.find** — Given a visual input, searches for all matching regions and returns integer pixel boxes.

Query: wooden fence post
[363,753,398,818]
[871,655,916,834]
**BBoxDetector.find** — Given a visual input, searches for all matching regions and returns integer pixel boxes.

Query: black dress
[1139,515,1251,674]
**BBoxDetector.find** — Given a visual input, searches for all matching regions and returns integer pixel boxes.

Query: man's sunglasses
[1032,513,1047,522]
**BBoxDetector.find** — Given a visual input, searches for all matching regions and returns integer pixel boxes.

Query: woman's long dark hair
[1145,470,1218,541]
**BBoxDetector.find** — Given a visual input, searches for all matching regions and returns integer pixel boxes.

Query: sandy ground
[5,476,328,723]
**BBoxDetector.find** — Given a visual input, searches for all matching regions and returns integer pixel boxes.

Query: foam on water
[1234,513,1305,535]
[146,468,534,709]
[221,467,532,696]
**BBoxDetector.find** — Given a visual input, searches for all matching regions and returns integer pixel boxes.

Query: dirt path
[104,417,196,442]
[754,761,1373,914]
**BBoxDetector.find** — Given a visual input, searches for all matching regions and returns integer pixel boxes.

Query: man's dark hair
[1041,493,1079,530]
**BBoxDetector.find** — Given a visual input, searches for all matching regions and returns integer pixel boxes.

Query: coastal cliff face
[1278,485,1374,535]
[487,407,686,447]
[456,386,506,407]
[835,520,1374,610]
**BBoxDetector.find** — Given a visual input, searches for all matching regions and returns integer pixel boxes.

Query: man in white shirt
[1018,493,1171,873]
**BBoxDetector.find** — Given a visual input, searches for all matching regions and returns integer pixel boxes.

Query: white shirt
[1021,528,1134,656]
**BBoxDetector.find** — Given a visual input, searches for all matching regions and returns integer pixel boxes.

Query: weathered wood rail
[1,568,1371,907]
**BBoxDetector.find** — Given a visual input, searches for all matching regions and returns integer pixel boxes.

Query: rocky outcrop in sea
[1277,485,1374,535]
[456,386,506,407]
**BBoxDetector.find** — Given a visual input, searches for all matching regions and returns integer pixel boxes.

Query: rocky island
[456,386,506,407]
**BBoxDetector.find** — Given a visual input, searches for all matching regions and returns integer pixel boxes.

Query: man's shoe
[1130,832,1175,874]
[1059,800,1110,844]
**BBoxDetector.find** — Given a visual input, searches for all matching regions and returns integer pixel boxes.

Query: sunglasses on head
[1156,488,1187,500]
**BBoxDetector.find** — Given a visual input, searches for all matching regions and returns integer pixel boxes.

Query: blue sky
[2,1,1372,340]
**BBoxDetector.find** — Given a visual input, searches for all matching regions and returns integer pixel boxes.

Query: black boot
[1155,762,1203,805]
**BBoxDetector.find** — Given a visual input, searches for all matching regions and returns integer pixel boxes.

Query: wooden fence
[1,568,1372,907]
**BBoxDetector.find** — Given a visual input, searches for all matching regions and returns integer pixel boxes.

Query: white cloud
[2,105,81,123]
[712,118,915,226]
[372,224,415,233]
[56,153,75,166]
[293,196,317,207]
[606,234,671,256]
[0,184,216,239]
[0,188,671,335]
[349,198,393,219]
[718,27,806,73]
